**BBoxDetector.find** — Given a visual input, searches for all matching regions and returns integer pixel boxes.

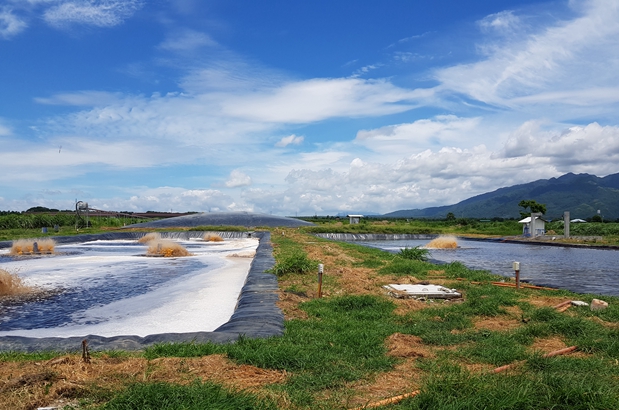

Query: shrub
[271,252,318,276]
[397,246,429,261]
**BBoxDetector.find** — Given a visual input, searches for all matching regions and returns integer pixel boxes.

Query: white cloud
[35,90,123,106]
[220,78,429,123]
[225,169,252,188]
[0,8,27,39]
[159,28,218,52]
[275,134,304,147]
[436,0,619,113]
[0,120,12,136]
[478,10,520,34]
[43,0,143,27]
[355,115,482,154]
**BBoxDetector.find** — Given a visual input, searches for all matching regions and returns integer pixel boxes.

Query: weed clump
[138,232,161,244]
[271,251,318,276]
[0,268,33,296]
[397,246,429,261]
[10,238,55,255]
[146,240,192,257]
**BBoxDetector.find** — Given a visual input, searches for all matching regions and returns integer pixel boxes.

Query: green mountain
[382,172,619,221]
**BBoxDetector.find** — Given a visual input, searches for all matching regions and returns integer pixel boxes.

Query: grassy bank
[1,229,619,409]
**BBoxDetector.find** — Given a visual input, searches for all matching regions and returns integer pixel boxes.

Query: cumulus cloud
[355,115,481,154]
[275,134,304,147]
[258,121,619,214]
[225,169,252,188]
[0,8,27,39]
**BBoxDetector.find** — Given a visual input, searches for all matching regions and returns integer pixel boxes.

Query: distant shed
[518,215,546,237]
[347,214,364,224]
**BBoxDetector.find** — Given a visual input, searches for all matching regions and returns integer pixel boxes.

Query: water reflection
[359,238,619,296]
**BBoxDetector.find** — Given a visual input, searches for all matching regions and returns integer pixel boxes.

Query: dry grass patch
[342,359,423,409]
[473,316,522,332]
[386,333,434,359]
[0,354,287,410]
[529,336,567,354]
[277,290,310,320]
[527,295,572,308]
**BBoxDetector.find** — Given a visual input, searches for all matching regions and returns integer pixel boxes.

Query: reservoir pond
[357,238,619,297]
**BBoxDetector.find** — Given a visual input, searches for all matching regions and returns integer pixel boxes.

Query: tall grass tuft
[397,246,429,261]
[270,251,318,275]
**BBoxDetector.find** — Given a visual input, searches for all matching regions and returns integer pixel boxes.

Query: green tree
[446,212,456,221]
[518,200,546,219]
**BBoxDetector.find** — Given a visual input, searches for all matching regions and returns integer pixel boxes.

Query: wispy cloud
[0,7,27,39]
[159,28,218,52]
[43,0,143,27]
[477,10,521,34]
[436,0,619,113]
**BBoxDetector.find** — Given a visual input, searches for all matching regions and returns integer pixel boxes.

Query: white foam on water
[0,238,259,338]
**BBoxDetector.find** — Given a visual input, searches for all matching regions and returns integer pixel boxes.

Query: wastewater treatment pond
[0,237,259,338]
[358,238,619,297]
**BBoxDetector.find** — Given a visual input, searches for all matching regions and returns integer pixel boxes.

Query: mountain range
[381,172,619,221]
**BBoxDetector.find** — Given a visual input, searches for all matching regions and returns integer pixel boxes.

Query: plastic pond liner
[0,231,283,352]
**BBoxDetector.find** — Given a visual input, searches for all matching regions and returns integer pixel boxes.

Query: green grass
[101,380,277,410]
[3,228,619,409]
[301,219,523,236]
[391,361,619,409]
[145,295,399,407]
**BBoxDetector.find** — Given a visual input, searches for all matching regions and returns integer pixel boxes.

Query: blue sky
[1,0,618,215]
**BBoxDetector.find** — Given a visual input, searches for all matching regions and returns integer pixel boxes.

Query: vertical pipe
[317,264,324,298]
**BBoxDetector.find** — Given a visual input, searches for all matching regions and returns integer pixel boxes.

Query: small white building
[347,214,364,224]
[519,215,546,237]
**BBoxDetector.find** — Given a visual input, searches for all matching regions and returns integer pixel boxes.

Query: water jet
[426,236,458,249]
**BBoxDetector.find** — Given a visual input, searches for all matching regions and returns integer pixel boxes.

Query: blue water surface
[359,238,619,296]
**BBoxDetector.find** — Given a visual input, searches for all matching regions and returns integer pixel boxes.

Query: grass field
[1,226,618,409]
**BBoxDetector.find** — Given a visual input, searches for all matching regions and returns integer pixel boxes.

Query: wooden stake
[351,390,420,410]
[491,346,577,373]
[82,339,91,364]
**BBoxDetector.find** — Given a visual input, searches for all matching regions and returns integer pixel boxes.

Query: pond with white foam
[0,238,258,337]
[358,238,619,296]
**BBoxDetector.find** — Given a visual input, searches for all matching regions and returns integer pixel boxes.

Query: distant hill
[382,172,619,221]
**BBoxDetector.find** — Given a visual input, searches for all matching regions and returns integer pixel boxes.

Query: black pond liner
[0,231,283,352]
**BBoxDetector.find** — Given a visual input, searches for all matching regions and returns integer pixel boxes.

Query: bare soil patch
[343,358,423,408]
[473,316,522,332]
[386,333,434,359]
